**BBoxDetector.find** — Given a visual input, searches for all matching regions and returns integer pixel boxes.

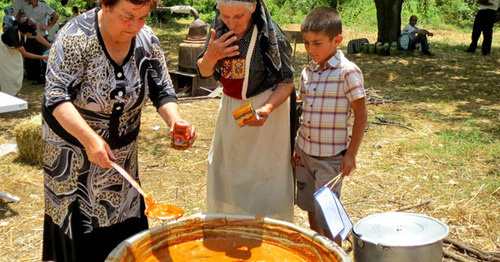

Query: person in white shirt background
[401,15,435,56]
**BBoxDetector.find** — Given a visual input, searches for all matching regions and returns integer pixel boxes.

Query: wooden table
[0,91,28,113]
[283,30,304,63]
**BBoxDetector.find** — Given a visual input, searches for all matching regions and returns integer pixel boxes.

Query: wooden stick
[325,174,343,190]
[485,251,500,258]
[443,249,474,262]
[178,96,216,102]
[444,238,493,261]
[390,199,432,212]
[368,121,416,131]
[372,116,416,131]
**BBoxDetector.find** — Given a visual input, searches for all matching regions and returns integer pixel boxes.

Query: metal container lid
[353,212,449,247]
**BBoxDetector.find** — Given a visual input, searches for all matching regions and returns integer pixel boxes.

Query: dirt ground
[0,22,499,261]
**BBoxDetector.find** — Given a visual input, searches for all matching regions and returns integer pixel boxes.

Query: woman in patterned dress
[41,0,195,261]
[197,0,295,222]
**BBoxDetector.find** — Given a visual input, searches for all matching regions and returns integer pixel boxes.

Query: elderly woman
[41,0,195,261]
[197,0,295,222]
[0,17,50,95]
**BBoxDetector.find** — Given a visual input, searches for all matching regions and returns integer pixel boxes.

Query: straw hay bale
[14,114,42,165]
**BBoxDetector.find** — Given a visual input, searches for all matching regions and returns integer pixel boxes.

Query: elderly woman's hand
[205,28,240,61]
[247,104,272,126]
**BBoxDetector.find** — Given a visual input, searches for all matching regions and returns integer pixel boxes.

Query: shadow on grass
[333,43,500,137]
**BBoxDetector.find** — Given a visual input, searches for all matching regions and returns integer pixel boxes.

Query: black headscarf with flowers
[211,0,282,71]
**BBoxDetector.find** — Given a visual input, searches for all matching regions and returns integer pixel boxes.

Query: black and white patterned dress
[41,9,177,262]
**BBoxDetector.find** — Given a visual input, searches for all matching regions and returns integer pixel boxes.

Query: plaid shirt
[296,50,365,157]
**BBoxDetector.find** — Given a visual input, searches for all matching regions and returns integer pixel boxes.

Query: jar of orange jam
[171,120,191,150]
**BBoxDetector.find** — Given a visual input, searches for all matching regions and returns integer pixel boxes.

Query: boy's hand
[340,152,356,176]
[291,149,304,168]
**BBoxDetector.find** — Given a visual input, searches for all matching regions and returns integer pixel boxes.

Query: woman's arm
[35,34,52,49]
[249,23,295,126]
[249,83,294,126]
[16,46,48,60]
[157,102,182,128]
[53,102,116,168]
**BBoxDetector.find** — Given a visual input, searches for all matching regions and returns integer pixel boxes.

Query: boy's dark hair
[301,7,342,39]
[72,6,79,13]
[18,17,37,34]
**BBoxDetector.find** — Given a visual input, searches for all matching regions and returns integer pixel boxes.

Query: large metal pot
[353,212,449,262]
[107,213,351,262]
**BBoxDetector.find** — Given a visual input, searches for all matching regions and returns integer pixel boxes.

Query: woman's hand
[168,120,198,149]
[53,102,116,169]
[188,125,197,148]
[84,134,116,168]
[248,104,272,126]
[247,83,294,127]
[197,29,239,78]
[205,28,240,61]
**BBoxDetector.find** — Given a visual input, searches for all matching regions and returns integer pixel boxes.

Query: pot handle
[376,243,392,253]
[352,229,365,248]
[352,229,362,238]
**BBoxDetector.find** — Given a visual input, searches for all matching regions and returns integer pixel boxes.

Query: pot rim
[107,212,351,261]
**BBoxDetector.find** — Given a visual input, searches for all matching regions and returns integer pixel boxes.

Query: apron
[206,25,294,222]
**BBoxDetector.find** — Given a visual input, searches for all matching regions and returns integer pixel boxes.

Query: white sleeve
[402,24,414,34]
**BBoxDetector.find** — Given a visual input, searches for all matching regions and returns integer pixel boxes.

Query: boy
[292,7,367,246]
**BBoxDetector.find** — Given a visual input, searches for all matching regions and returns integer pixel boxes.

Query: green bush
[1,0,490,32]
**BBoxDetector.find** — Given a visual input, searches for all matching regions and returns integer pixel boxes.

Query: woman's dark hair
[100,0,159,10]
[72,6,79,13]
[18,17,37,34]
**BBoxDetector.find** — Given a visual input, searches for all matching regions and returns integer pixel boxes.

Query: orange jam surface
[144,195,184,220]
[142,237,311,262]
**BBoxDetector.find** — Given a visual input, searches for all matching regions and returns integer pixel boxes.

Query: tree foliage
[0,0,490,28]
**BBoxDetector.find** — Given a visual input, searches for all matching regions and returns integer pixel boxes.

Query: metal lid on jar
[353,212,449,247]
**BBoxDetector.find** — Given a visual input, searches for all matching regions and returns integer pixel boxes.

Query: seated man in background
[401,15,434,56]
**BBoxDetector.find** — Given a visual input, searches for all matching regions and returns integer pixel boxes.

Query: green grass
[411,127,497,166]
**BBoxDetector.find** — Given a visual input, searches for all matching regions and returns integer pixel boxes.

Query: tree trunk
[374,0,404,43]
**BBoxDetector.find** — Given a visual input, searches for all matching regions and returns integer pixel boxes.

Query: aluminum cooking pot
[353,212,449,262]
